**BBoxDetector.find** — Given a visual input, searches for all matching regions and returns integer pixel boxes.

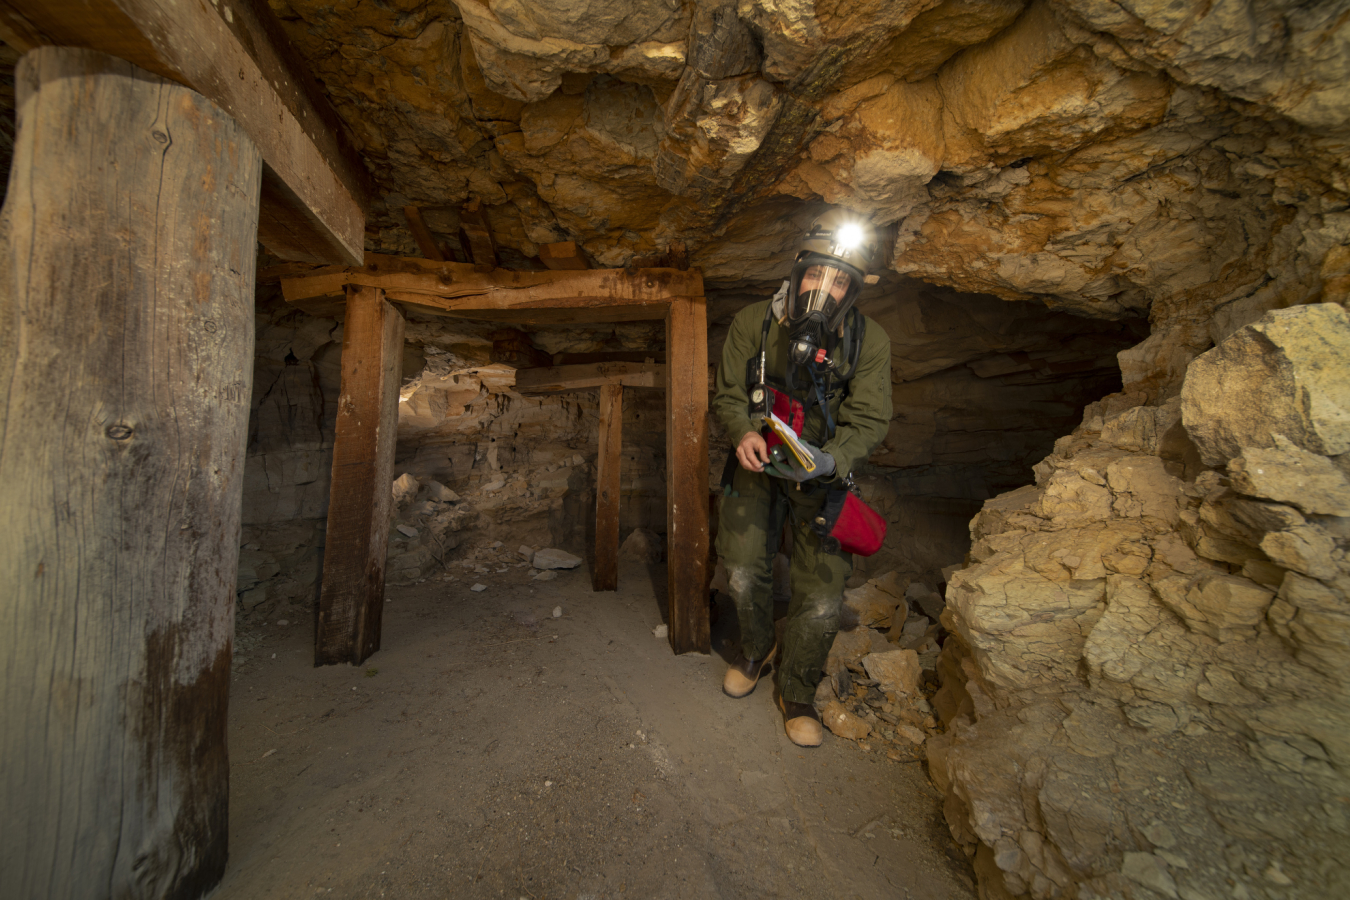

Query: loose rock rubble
[931,305,1350,900]
[816,571,945,763]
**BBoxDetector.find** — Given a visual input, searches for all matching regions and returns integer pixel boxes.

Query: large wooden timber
[666,296,711,654]
[282,258,711,655]
[514,361,663,393]
[593,383,623,592]
[0,49,260,899]
[316,284,405,666]
[0,0,371,265]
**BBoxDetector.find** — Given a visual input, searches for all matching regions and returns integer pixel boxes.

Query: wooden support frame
[665,295,711,654]
[283,257,711,655]
[0,47,261,897]
[593,383,623,592]
[0,0,372,264]
[315,284,406,665]
[403,206,445,261]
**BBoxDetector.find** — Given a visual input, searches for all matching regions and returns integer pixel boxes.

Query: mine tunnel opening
[240,274,1146,633]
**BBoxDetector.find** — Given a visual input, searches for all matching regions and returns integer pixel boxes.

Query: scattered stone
[518,544,534,559]
[1142,822,1176,849]
[1263,863,1293,887]
[894,723,926,745]
[534,570,558,582]
[470,583,487,592]
[820,700,871,740]
[842,571,907,628]
[422,480,459,502]
[552,606,562,618]
[532,548,582,569]
[391,472,419,505]
[907,583,945,620]
[862,649,922,697]
[619,527,664,563]
[1121,852,1178,898]
[276,619,289,627]
[481,479,506,492]
[396,524,419,538]
[488,541,503,549]
[828,628,879,666]
[652,623,668,638]
[896,616,931,650]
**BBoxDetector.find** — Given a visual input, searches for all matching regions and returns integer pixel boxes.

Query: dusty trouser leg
[716,465,788,659]
[777,489,852,704]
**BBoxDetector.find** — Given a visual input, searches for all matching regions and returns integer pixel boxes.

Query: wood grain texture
[665,296,711,654]
[593,383,623,592]
[514,362,664,393]
[281,253,703,309]
[0,48,260,899]
[539,240,589,270]
[0,0,370,264]
[403,206,445,261]
[315,284,405,666]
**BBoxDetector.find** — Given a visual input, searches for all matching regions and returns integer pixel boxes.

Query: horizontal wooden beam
[513,362,719,393]
[0,0,372,265]
[280,254,705,321]
[514,362,663,393]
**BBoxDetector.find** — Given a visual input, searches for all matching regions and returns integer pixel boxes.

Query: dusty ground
[215,556,977,900]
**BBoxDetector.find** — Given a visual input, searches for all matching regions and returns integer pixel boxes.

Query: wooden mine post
[594,382,624,591]
[0,49,261,898]
[282,262,713,654]
[666,295,711,653]
[315,284,406,665]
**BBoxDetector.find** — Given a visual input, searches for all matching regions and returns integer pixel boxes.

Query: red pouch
[811,487,887,556]
[762,387,805,453]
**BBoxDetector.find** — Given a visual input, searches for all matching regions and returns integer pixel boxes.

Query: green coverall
[711,297,892,704]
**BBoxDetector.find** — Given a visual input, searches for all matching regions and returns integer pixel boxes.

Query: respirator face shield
[785,259,862,365]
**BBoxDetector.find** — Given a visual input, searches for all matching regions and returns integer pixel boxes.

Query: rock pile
[931,304,1350,899]
[814,571,948,762]
[385,473,477,584]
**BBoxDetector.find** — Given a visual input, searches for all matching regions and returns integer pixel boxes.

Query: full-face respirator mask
[783,214,878,367]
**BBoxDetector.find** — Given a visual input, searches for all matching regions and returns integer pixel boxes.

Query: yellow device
[762,411,817,473]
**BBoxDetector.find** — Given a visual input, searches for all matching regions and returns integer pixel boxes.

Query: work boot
[777,695,823,747]
[722,644,776,698]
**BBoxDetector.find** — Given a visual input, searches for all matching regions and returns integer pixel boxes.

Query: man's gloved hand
[764,442,835,482]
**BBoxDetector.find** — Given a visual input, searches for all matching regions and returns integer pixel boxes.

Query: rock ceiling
[267,0,1348,350]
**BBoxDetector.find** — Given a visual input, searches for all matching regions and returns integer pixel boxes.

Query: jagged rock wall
[931,304,1350,899]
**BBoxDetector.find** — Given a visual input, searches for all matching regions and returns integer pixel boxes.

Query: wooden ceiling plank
[402,206,445,262]
[0,0,371,265]
[539,241,590,271]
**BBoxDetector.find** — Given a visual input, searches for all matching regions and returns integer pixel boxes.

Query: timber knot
[106,424,133,441]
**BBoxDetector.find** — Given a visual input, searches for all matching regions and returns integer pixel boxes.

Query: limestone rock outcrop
[260,0,1346,330]
[932,305,1350,899]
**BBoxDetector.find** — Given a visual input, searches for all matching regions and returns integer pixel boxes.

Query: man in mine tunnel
[712,209,892,747]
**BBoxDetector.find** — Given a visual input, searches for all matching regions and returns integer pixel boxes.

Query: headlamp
[834,222,864,253]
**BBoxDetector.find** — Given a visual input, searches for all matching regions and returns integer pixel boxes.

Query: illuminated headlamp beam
[836,222,863,248]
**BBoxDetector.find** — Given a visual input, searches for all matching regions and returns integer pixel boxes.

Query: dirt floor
[214,556,977,900]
